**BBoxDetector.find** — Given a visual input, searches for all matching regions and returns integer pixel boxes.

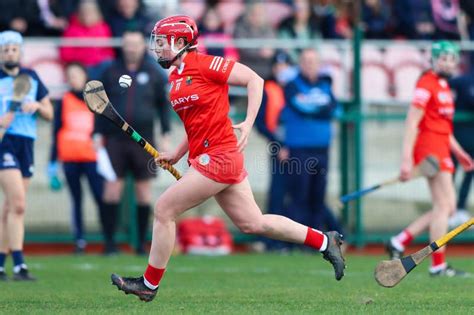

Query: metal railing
[13,36,474,247]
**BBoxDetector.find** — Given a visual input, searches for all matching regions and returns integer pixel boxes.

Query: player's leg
[130,145,155,255]
[387,182,434,259]
[427,172,465,276]
[63,162,85,253]
[0,200,8,280]
[264,153,288,250]
[387,211,433,258]
[308,148,344,234]
[286,148,311,226]
[449,170,472,228]
[101,179,124,254]
[84,161,104,253]
[0,169,34,280]
[101,137,126,254]
[134,179,152,255]
[215,178,345,280]
[111,167,229,301]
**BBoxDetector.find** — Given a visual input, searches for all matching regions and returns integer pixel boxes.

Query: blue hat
[272,50,292,66]
[0,30,23,46]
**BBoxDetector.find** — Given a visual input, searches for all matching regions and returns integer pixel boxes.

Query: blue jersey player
[0,31,54,281]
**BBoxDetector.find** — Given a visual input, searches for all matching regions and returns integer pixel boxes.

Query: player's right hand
[92,133,104,150]
[456,150,474,171]
[278,147,289,161]
[399,159,413,182]
[155,151,179,165]
[21,101,41,114]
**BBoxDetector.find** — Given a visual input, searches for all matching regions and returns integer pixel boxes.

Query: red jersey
[412,70,455,173]
[169,51,236,159]
[412,70,455,135]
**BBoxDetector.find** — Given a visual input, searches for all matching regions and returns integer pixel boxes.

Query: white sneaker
[448,210,471,229]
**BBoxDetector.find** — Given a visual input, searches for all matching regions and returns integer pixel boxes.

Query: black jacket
[95,56,171,141]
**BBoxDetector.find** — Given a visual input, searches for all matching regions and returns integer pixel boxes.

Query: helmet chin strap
[158,36,192,69]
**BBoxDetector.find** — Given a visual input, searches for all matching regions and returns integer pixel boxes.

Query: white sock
[319,235,328,252]
[13,263,27,274]
[429,263,447,273]
[143,275,158,290]
[0,267,4,272]
[390,237,404,252]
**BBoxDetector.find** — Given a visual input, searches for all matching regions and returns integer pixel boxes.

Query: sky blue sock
[11,250,24,267]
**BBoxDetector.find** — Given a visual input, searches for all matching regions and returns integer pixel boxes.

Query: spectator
[393,0,436,39]
[60,0,115,67]
[334,1,353,39]
[48,62,104,254]
[282,48,344,236]
[278,0,320,63]
[255,51,294,251]
[37,0,74,36]
[0,0,45,36]
[107,0,152,37]
[309,0,339,39]
[362,0,392,39]
[198,8,239,60]
[431,0,460,40]
[233,2,275,79]
[95,30,171,255]
[447,70,474,227]
[459,0,474,41]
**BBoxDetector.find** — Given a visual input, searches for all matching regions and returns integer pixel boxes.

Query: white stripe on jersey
[413,88,431,107]
[209,56,224,71]
[214,57,224,71]
[209,56,219,70]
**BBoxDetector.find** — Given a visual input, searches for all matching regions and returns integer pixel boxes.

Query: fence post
[352,0,365,247]
[123,174,138,251]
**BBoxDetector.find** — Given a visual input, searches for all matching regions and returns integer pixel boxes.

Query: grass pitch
[0,253,473,314]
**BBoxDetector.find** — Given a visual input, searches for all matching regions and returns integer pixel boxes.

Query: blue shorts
[0,134,34,178]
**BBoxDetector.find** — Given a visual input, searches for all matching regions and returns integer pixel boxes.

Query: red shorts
[189,149,247,184]
[414,130,454,173]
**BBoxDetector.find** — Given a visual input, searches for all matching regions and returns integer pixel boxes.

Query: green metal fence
[17,23,474,248]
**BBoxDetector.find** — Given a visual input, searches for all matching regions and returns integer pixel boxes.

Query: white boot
[448,209,471,229]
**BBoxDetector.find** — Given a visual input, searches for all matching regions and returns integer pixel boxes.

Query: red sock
[395,230,413,247]
[143,264,165,288]
[431,251,445,268]
[304,227,327,251]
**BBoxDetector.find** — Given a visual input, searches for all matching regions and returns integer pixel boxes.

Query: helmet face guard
[149,16,198,69]
[149,33,185,69]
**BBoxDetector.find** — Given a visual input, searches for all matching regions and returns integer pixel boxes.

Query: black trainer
[13,268,36,281]
[385,240,404,260]
[322,231,346,281]
[0,270,7,281]
[430,265,470,278]
[73,245,86,255]
[111,274,158,302]
[103,243,120,256]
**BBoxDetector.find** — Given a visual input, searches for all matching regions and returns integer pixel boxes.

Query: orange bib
[57,92,96,162]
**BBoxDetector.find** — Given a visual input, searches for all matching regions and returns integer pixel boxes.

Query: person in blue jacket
[282,47,344,237]
[255,51,295,251]
[447,70,474,227]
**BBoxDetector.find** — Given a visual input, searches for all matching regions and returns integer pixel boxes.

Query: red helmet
[150,15,199,68]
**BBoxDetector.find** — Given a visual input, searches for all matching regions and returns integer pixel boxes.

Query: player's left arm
[227,62,264,152]
[22,71,54,121]
[450,135,474,170]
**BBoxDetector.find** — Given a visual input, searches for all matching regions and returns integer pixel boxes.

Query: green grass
[1,254,473,314]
